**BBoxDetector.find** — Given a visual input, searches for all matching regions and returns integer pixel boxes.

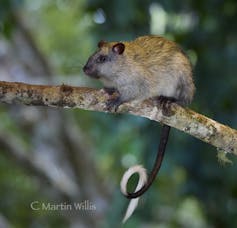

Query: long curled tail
[120,165,147,223]
[123,124,170,198]
[120,124,170,223]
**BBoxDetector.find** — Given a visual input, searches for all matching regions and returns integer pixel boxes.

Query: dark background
[0,0,237,227]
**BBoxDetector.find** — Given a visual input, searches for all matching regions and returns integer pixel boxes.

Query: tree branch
[0,81,236,155]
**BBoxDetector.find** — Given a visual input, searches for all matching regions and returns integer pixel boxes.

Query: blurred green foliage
[0,0,237,227]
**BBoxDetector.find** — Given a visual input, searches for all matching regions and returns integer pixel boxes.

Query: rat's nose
[83,62,99,78]
[83,64,90,74]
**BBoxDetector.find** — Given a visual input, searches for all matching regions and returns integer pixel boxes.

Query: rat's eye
[97,55,108,63]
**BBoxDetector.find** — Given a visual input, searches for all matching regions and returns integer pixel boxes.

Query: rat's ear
[112,42,125,55]
[98,40,107,48]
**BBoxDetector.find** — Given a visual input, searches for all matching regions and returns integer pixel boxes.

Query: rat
[83,35,195,199]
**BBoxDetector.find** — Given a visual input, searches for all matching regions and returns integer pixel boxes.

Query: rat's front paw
[103,87,118,96]
[106,97,122,112]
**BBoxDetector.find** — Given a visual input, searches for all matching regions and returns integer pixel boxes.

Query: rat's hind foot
[157,96,177,106]
[156,96,177,116]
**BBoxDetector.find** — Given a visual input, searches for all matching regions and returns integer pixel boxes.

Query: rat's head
[83,40,125,81]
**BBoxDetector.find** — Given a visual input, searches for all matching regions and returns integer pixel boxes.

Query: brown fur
[83,35,196,199]
[83,35,195,106]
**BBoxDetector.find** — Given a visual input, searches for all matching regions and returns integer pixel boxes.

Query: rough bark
[0,81,236,155]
